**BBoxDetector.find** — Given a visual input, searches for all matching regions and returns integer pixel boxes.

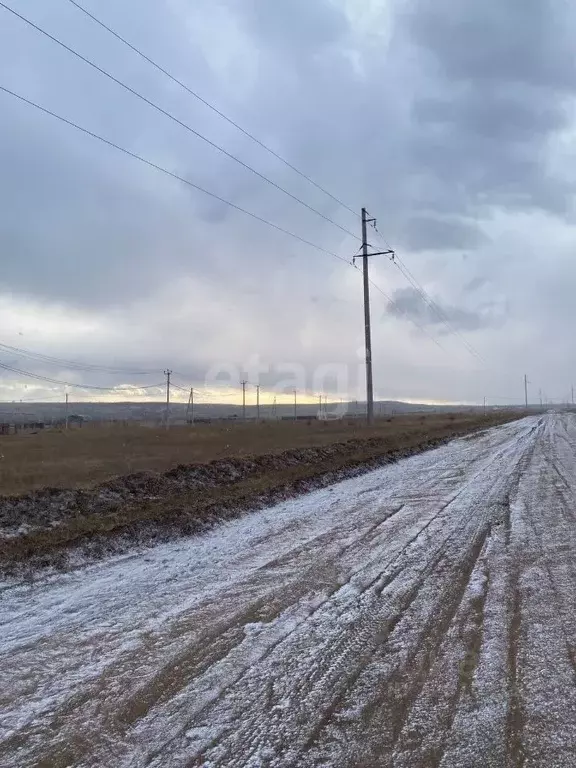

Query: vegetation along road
[2,412,575,766]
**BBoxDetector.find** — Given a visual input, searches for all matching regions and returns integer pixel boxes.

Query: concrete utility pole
[293,389,297,421]
[572,385,574,407]
[357,208,394,426]
[164,369,172,429]
[483,396,486,417]
[272,396,277,420]
[318,393,323,418]
[361,208,373,425]
[539,389,543,408]
[256,384,260,420]
[186,387,194,425]
[65,392,69,431]
[524,374,529,410]
[241,380,247,422]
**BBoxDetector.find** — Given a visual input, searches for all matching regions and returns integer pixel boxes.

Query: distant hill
[0,399,517,425]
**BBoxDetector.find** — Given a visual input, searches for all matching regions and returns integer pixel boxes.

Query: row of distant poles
[524,375,575,408]
[161,373,353,430]
[158,368,575,432]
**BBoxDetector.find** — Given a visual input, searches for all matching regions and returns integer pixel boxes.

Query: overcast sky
[1,0,576,406]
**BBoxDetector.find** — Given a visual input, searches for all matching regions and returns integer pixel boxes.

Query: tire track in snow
[189,424,540,766]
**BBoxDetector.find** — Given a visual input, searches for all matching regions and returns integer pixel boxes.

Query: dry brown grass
[0,412,517,496]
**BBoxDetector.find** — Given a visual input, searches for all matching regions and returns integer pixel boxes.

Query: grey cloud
[386,287,505,333]
[407,86,572,216]
[0,0,353,311]
[237,0,348,54]
[401,0,576,219]
[0,120,203,307]
[407,0,576,89]
[463,277,488,293]
[401,216,487,252]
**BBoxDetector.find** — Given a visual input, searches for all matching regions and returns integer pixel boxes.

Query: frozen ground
[1,413,575,767]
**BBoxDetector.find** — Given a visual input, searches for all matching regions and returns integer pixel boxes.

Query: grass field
[0,411,518,496]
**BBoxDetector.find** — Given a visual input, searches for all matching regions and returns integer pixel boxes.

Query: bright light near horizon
[0,380,484,407]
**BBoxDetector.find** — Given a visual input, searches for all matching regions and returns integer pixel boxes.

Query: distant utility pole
[356,208,394,426]
[524,374,529,409]
[483,396,486,416]
[539,389,543,408]
[241,380,247,422]
[293,389,297,421]
[65,391,69,431]
[186,387,194,425]
[318,393,323,417]
[272,396,277,419]
[572,385,574,407]
[256,384,260,420]
[164,369,172,429]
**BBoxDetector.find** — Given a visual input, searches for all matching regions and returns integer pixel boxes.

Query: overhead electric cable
[0,3,358,241]
[368,217,485,364]
[0,84,352,267]
[0,341,158,374]
[1,84,455,358]
[0,361,163,391]
[65,0,359,219]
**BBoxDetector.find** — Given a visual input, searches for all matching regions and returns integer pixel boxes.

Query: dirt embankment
[0,414,520,573]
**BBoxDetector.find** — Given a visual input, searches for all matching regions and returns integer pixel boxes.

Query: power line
[485,395,524,402]
[0,89,456,364]
[1,94,460,370]
[0,349,242,399]
[169,382,192,394]
[170,378,238,400]
[0,361,164,391]
[0,4,492,385]
[65,0,359,220]
[1,3,358,242]
[0,341,157,374]
[369,221,485,364]
[2,395,68,402]
[351,265,446,351]
[392,255,485,364]
[0,84,352,268]
[355,218,451,351]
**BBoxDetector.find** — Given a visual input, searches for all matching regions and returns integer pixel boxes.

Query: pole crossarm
[352,249,394,264]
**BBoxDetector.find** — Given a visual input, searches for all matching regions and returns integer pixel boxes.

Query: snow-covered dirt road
[2,413,576,767]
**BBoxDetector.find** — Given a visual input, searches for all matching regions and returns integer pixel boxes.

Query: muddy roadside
[0,414,520,575]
